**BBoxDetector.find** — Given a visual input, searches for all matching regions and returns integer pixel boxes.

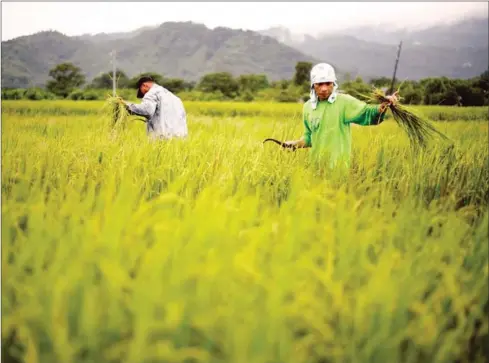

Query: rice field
[2,100,488,363]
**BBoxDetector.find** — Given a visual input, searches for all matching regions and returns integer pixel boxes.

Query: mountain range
[2,16,488,89]
[258,16,488,81]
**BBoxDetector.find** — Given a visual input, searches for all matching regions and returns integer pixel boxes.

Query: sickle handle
[263,138,296,150]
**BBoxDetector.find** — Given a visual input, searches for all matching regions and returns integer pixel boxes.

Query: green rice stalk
[103,95,130,129]
[359,88,451,149]
[375,88,450,148]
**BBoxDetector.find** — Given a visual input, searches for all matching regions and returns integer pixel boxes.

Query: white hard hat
[310,63,337,86]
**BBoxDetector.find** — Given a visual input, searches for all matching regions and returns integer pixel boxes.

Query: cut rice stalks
[364,87,451,149]
[102,95,146,134]
[103,95,130,130]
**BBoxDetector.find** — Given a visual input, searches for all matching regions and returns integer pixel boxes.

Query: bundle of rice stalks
[368,88,451,149]
[103,95,130,129]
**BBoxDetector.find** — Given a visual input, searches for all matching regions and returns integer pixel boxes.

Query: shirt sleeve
[124,90,158,118]
[303,104,312,147]
[343,94,386,126]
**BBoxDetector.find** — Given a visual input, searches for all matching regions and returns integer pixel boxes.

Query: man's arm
[122,106,148,121]
[350,104,386,126]
[123,91,158,119]
[344,92,398,126]
[284,136,309,149]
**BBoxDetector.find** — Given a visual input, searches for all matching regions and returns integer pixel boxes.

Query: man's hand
[284,138,309,149]
[379,91,399,113]
[386,91,399,106]
[115,97,132,112]
[283,140,297,148]
[114,96,127,105]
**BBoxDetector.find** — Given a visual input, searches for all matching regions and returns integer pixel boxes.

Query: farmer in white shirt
[122,76,188,140]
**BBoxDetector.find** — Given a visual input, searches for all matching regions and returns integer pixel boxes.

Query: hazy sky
[2,2,487,41]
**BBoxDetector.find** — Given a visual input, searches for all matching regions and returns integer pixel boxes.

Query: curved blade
[263,138,296,150]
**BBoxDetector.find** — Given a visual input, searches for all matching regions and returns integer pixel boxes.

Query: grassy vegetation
[1,100,489,122]
[2,100,488,363]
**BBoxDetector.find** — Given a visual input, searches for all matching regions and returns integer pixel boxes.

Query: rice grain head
[358,87,451,150]
[103,95,130,131]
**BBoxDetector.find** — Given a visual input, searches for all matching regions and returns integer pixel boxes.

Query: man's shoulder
[336,92,367,107]
[146,84,177,100]
[143,84,161,99]
[152,84,185,108]
[153,84,181,99]
[336,92,355,102]
[149,84,165,94]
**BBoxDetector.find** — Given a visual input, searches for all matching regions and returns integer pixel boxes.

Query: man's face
[140,82,153,96]
[313,81,334,100]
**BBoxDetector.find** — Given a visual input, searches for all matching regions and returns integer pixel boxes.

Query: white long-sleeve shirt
[125,84,188,140]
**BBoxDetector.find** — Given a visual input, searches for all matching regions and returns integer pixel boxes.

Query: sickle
[263,138,296,150]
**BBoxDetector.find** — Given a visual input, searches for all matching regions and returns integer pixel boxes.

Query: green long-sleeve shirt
[302,93,386,169]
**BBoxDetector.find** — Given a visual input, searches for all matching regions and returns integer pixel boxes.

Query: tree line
[2,61,488,106]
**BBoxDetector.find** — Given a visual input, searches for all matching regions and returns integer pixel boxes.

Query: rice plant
[362,88,451,149]
[1,100,488,363]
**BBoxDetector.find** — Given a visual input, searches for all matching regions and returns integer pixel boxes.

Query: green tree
[160,78,193,94]
[474,70,489,105]
[441,87,460,106]
[477,69,489,92]
[401,84,423,104]
[369,77,392,88]
[452,79,486,106]
[270,80,290,90]
[90,69,129,89]
[340,77,372,101]
[237,74,269,93]
[293,62,313,86]
[198,72,239,99]
[422,78,448,105]
[46,62,85,98]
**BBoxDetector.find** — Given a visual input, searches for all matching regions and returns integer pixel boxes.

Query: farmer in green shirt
[284,63,398,169]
